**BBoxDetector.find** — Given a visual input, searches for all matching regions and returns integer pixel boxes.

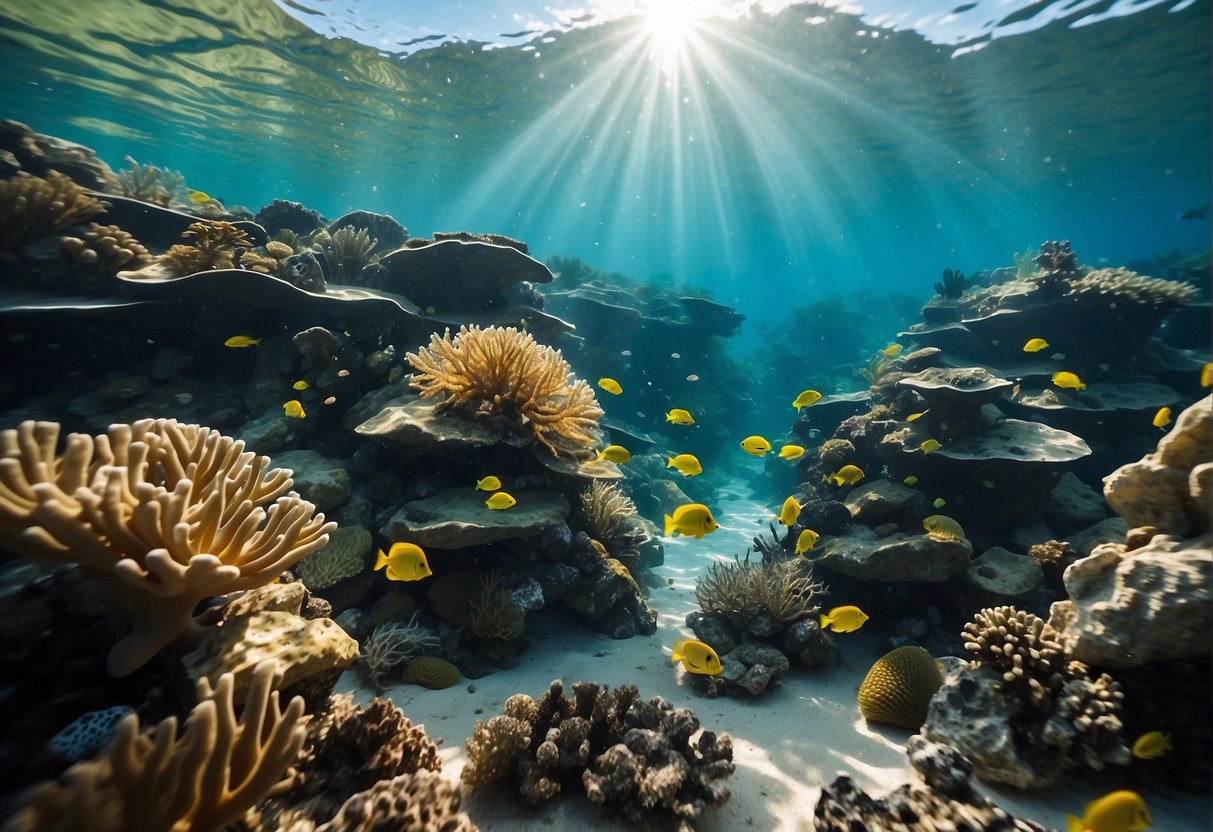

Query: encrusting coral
[160,220,253,275]
[0,170,107,254]
[0,419,336,676]
[6,659,306,832]
[406,325,604,456]
[858,646,945,730]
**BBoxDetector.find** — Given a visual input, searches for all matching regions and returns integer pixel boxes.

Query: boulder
[372,239,554,311]
[1043,471,1107,535]
[381,488,570,548]
[813,528,972,582]
[963,546,1042,597]
[844,479,927,526]
[271,449,351,512]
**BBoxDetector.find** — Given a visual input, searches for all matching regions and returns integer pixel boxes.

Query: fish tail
[819,613,830,629]
[374,549,388,571]
[1066,815,1084,832]
[665,412,673,422]
[252,338,263,346]
[596,449,605,460]
[671,641,683,663]
[667,456,675,468]
[663,514,676,537]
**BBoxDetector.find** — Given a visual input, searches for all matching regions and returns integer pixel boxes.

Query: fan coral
[0,170,106,253]
[358,615,441,693]
[402,657,462,690]
[817,439,856,470]
[468,571,526,641]
[312,224,378,283]
[0,419,335,676]
[60,222,152,273]
[406,325,604,456]
[695,556,823,624]
[315,769,476,832]
[102,155,187,206]
[934,268,967,298]
[8,660,305,832]
[858,646,945,730]
[161,220,252,275]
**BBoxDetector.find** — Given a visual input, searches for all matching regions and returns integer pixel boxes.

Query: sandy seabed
[340,490,1211,831]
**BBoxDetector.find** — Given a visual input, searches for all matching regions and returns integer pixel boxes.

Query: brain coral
[858,646,944,729]
[295,526,371,590]
[402,656,461,690]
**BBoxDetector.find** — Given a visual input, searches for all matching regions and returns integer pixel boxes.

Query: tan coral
[461,715,532,787]
[60,222,152,272]
[161,220,252,275]
[406,325,604,456]
[0,419,335,676]
[0,170,107,252]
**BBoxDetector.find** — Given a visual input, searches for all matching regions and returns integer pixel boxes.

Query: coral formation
[295,526,371,591]
[313,769,476,832]
[858,646,945,730]
[0,419,335,676]
[102,155,187,206]
[817,438,856,470]
[467,571,526,641]
[933,267,967,298]
[59,222,152,273]
[401,656,462,689]
[255,198,325,236]
[312,224,378,283]
[578,480,645,562]
[694,556,823,624]
[161,220,253,275]
[962,606,1065,709]
[406,325,604,456]
[358,616,441,693]
[0,170,106,254]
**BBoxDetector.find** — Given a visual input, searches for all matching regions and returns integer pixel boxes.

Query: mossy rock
[402,656,461,690]
[295,526,371,590]
[858,645,944,730]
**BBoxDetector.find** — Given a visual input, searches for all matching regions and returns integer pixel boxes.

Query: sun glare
[644,0,699,58]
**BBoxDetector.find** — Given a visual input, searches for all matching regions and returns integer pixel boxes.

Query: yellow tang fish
[485,492,517,510]
[374,542,432,582]
[292,380,309,391]
[792,389,822,411]
[1053,371,1086,391]
[665,408,695,425]
[827,464,864,487]
[777,495,803,527]
[663,503,718,539]
[282,400,306,419]
[903,475,918,486]
[475,476,502,492]
[598,377,623,395]
[740,435,771,457]
[906,412,925,422]
[881,343,903,357]
[932,497,947,508]
[779,444,806,460]
[666,453,703,477]
[671,639,722,675]
[1023,337,1050,353]
[224,335,262,348]
[1151,407,1171,429]
[820,605,868,633]
[188,189,213,204]
[1202,362,1212,388]
[1131,731,1171,760]
[597,444,631,463]
[795,528,819,555]
[920,439,941,454]
[1066,790,1151,832]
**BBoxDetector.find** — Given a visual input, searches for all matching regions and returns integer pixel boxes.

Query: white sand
[344,494,1211,830]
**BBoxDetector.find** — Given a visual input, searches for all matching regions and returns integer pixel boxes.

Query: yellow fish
[374,542,432,582]
[663,503,718,539]
[1131,731,1171,760]
[932,497,947,508]
[903,475,918,486]
[777,495,803,527]
[666,454,703,477]
[795,528,819,554]
[920,439,941,454]
[923,514,965,542]
[778,444,806,460]
[906,412,925,422]
[881,343,903,357]
[292,380,309,391]
[820,605,868,633]
[1066,790,1151,832]
[1151,407,1171,429]
[1202,362,1212,387]
[792,389,822,411]
[597,444,631,464]
[665,408,695,425]
[671,639,722,675]
[475,476,502,492]
[1053,371,1086,391]
[1023,338,1050,353]
[827,464,864,487]
[224,335,261,348]
[740,435,771,457]
[485,492,517,510]
[282,400,305,419]
[598,377,623,395]
[188,189,213,204]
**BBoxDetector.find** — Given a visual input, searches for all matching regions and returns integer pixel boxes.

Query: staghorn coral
[358,615,441,693]
[160,220,252,275]
[468,571,526,641]
[401,656,461,690]
[313,769,476,832]
[102,155,187,206]
[406,325,604,456]
[312,225,378,283]
[7,660,305,832]
[0,419,335,676]
[858,646,945,730]
[817,438,856,471]
[0,170,106,253]
[695,555,823,624]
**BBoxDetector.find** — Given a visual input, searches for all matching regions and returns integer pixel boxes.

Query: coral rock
[858,646,944,730]
[315,769,476,832]
[964,546,1043,597]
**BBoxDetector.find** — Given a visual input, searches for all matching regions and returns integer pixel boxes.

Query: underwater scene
[0,0,1209,830]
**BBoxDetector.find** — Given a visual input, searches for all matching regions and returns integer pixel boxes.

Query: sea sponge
[295,526,371,590]
[406,325,604,456]
[468,571,526,641]
[402,656,461,690]
[0,170,106,253]
[858,646,944,729]
[817,438,856,470]
[161,220,252,275]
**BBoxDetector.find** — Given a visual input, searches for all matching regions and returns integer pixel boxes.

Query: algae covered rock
[382,488,571,548]
[271,448,352,512]
[858,646,944,730]
[813,528,972,582]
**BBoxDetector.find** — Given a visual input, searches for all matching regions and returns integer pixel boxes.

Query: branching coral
[0,170,107,253]
[695,555,823,624]
[468,571,526,641]
[358,614,441,693]
[406,325,604,456]
[933,268,967,299]
[0,419,335,676]
[7,659,306,832]
[312,225,378,283]
[161,220,252,275]
[963,606,1065,709]
[102,156,187,206]
[579,481,645,561]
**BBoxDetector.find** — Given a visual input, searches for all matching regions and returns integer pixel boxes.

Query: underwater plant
[102,154,187,206]
[695,554,823,624]
[358,614,441,693]
[311,224,378,283]
[406,325,604,456]
[854,351,897,386]
[160,220,252,275]
[1013,246,1038,280]
[0,170,107,254]
[933,267,967,299]
[467,571,526,641]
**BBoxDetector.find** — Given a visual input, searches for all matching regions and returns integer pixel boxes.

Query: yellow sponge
[857,646,944,729]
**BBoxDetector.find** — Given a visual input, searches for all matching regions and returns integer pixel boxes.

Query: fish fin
[1066,815,1085,832]
[252,338,263,346]
[665,412,672,422]
[663,514,675,537]
[374,549,387,570]
[596,449,605,460]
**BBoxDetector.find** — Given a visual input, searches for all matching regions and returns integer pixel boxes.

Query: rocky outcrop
[812,528,972,582]
[381,488,571,548]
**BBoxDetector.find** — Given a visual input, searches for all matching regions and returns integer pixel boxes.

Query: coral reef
[578,480,647,565]
[467,571,526,641]
[161,220,253,275]
[312,769,476,832]
[0,171,106,254]
[295,526,371,591]
[358,616,441,693]
[817,438,856,470]
[102,155,187,206]
[59,222,152,274]
[254,198,326,236]
[401,656,462,690]
[694,556,823,625]
[406,325,603,456]
[0,419,335,675]
[858,646,945,730]
[312,224,378,283]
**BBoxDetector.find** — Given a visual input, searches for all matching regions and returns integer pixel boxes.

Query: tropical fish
[792,389,822,411]
[881,343,903,357]
[981,479,995,488]
[374,542,432,582]
[475,476,502,492]
[820,605,868,633]
[1053,371,1086,391]
[903,475,918,486]
[598,377,623,395]
[1051,352,1067,361]
[224,335,261,348]
[292,380,309,391]
[663,503,718,539]
[1023,338,1050,353]
[666,454,703,477]
[740,435,772,457]
[920,439,941,454]
[666,408,695,425]
[621,349,632,356]
[932,497,947,508]
[1066,790,1151,832]
[778,495,803,527]
[906,412,925,422]
[1152,407,1171,429]
[337,369,350,377]
[188,189,213,204]
[1178,205,1208,220]
[485,492,517,510]
[1202,362,1212,388]
[827,464,864,487]
[923,514,965,542]
[795,528,820,554]
[671,639,722,675]
[323,396,337,405]
[686,374,700,382]
[282,400,306,419]
[597,444,631,463]
[1131,731,1171,760]
[670,352,681,359]
[778,444,806,460]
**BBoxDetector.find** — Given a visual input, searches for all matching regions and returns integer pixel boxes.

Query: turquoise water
[0,0,1208,321]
